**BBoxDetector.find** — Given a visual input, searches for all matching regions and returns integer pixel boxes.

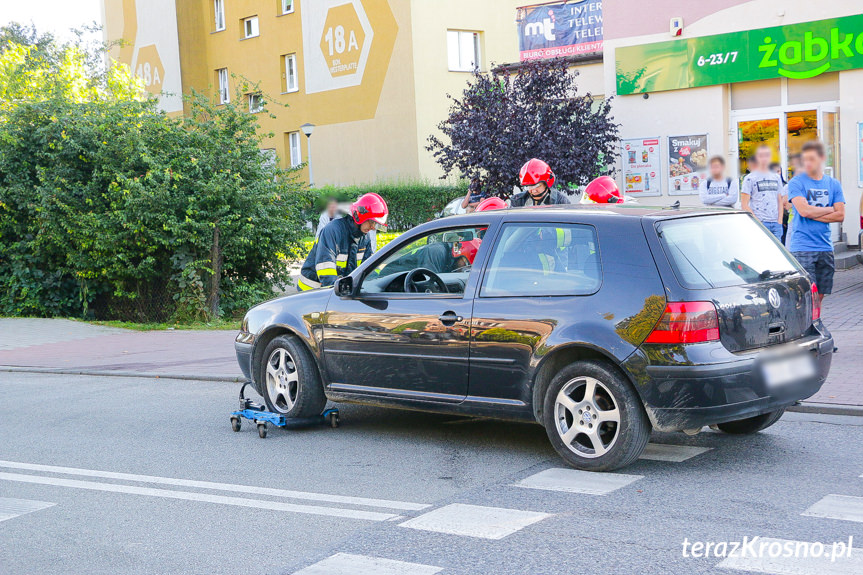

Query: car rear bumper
[633,325,833,432]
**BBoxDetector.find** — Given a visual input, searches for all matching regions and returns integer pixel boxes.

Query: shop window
[282,53,299,93]
[281,0,294,15]
[243,16,260,39]
[287,131,302,167]
[216,68,230,104]
[248,93,264,113]
[447,30,481,72]
[214,0,226,32]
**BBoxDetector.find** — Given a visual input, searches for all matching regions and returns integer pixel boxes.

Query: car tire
[543,360,650,472]
[716,409,785,435]
[260,335,326,418]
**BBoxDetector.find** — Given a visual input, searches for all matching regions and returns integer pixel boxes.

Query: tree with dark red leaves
[427,58,619,199]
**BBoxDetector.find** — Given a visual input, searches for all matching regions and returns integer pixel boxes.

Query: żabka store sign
[616,14,863,95]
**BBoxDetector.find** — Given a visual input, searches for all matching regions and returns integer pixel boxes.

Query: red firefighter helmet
[351,193,389,228]
[519,158,556,188]
[475,197,506,212]
[452,238,482,264]
[584,176,623,204]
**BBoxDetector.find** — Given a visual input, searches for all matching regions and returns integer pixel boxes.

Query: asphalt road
[1,372,862,575]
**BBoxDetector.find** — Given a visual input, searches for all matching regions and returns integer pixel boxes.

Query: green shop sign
[616,14,863,95]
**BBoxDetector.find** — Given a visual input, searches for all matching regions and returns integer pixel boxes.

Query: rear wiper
[759,269,797,280]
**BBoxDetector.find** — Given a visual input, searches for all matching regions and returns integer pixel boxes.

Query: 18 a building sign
[616,14,863,95]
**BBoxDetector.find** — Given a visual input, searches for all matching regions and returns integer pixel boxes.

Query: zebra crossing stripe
[802,494,863,523]
[400,503,551,540]
[293,553,442,575]
[514,467,642,495]
[640,443,712,462]
[717,537,862,574]
[0,497,56,522]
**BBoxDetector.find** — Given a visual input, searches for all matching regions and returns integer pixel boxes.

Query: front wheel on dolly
[257,423,268,438]
[260,335,327,418]
[230,416,241,432]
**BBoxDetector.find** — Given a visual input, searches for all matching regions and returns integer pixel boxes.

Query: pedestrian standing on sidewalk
[787,140,845,308]
[784,153,804,249]
[460,176,486,213]
[741,144,784,239]
[698,156,739,208]
[315,197,339,239]
[770,162,789,242]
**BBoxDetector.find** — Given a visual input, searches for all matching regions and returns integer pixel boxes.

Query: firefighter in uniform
[510,158,571,207]
[298,193,389,291]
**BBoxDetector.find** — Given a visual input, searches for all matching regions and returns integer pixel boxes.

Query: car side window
[359,226,487,296]
[480,223,601,297]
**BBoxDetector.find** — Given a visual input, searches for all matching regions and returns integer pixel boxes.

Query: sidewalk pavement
[1,266,861,411]
[0,319,242,382]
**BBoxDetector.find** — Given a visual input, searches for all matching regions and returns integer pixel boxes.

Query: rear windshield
[656,214,801,289]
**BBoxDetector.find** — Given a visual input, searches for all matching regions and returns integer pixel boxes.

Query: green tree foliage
[427,58,620,197]
[0,27,308,320]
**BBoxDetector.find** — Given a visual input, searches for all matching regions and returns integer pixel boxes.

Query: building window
[243,16,260,39]
[217,68,230,104]
[248,93,264,113]
[447,30,481,72]
[282,53,298,93]
[214,0,225,32]
[281,0,294,15]
[259,148,277,170]
[288,131,302,167]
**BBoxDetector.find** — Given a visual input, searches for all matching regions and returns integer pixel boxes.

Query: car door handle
[438,311,463,325]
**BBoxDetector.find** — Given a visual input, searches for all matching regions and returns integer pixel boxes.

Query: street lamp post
[300,123,316,187]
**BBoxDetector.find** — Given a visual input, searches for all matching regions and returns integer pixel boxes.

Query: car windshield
[656,213,801,289]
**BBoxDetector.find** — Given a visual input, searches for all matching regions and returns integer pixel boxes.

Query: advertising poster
[622,138,661,196]
[668,135,709,196]
[517,0,603,61]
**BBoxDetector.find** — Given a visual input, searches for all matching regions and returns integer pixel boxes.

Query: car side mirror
[334,276,354,298]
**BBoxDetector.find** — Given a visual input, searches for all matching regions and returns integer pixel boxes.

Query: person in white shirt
[315,198,339,239]
[741,144,784,238]
[698,156,739,208]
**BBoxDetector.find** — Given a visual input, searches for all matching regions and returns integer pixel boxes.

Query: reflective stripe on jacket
[300,215,374,288]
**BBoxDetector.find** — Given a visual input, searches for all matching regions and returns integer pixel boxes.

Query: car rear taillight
[811,282,821,321]
[644,301,720,344]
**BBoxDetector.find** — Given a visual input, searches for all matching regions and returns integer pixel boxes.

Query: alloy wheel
[265,347,299,413]
[554,376,621,458]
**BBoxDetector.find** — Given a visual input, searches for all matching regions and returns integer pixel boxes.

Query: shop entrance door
[734,105,841,239]
[735,106,838,180]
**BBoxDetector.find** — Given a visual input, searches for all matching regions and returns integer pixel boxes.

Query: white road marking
[0,497,56,522]
[514,467,642,495]
[293,553,443,575]
[399,503,551,540]
[803,494,863,523]
[640,443,712,462]
[717,537,862,574]
[0,472,399,522]
[0,459,427,511]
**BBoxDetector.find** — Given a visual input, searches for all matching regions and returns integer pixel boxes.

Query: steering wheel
[404,268,449,294]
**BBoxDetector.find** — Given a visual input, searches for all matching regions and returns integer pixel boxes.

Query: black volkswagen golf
[235,206,833,471]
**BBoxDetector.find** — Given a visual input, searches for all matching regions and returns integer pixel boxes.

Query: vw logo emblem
[768,288,780,309]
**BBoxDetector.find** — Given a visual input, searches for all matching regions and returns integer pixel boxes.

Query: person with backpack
[699,155,739,208]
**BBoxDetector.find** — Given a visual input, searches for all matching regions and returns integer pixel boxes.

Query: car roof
[435,203,740,224]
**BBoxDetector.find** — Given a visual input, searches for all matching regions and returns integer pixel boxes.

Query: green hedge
[310,180,467,231]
